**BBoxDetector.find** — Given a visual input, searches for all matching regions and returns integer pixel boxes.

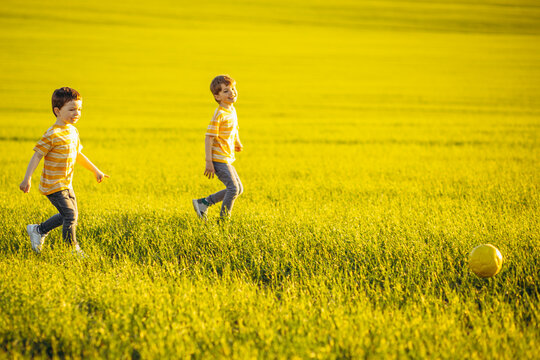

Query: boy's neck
[54,118,70,127]
[219,102,234,110]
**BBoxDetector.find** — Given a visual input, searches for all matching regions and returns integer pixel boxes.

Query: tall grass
[0,0,539,358]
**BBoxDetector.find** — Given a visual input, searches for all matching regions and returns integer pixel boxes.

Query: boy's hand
[204,160,215,179]
[95,171,109,183]
[19,179,31,193]
[235,142,243,152]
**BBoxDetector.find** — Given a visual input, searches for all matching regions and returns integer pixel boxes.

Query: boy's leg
[206,167,243,204]
[44,189,78,247]
[195,169,227,217]
[206,189,226,205]
[67,189,79,246]
[39,213,63,235]
[212,162,242,218]
[27,195,64,252]
[230,165,243,197]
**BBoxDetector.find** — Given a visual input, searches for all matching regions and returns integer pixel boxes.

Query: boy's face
[214,83,238,106]
[55,99,82,125]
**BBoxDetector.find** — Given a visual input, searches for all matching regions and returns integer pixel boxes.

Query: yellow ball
[468,244,503,278]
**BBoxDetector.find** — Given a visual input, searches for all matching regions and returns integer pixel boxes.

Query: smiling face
[214,83,238,107]
[54,99,82,125]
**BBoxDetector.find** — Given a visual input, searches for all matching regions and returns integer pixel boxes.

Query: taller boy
[193,75,244,219]
[19,87,108,253]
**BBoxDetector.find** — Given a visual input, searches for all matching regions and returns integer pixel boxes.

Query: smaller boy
[193,75,244,220]
[19,87,108,253]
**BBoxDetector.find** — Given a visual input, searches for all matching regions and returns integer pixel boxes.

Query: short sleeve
[33,132,53,156]
[206,113,222,137]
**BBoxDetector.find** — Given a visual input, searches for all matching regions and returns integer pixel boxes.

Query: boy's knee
[227,183,241,197]
[63,210,78,225]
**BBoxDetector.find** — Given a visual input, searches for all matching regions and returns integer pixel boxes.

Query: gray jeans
[38,188,78,246]
[207,162,243,217]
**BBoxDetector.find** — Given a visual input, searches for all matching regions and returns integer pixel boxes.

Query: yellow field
[0,0,539,358]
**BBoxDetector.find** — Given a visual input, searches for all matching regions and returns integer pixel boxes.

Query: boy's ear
[53,107,60,116]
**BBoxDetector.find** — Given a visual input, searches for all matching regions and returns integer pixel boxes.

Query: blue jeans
[38,188,78,246]
[207,162,243,218]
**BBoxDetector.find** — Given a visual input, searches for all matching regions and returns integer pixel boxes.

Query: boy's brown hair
[210,75,235,102]
[51,87,81,115]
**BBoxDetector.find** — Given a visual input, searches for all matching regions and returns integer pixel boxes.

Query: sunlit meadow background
[1,0,539,358]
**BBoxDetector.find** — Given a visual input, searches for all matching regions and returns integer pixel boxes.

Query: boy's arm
[77,152,109,183]
[204,135,215,179]
[19,151,44,193]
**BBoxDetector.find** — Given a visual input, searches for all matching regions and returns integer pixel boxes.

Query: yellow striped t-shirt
[206,105,239,164]
[33,124,82,195]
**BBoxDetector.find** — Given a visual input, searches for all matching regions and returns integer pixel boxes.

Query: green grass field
[1,0,539,358]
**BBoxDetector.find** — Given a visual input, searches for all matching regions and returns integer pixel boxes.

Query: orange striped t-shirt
[33,124,82,195]
[206,105,239,164]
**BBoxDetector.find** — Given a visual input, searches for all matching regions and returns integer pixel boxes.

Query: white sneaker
[192,198,209,219]
[26,224,46,253]
[72,244,86,259]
